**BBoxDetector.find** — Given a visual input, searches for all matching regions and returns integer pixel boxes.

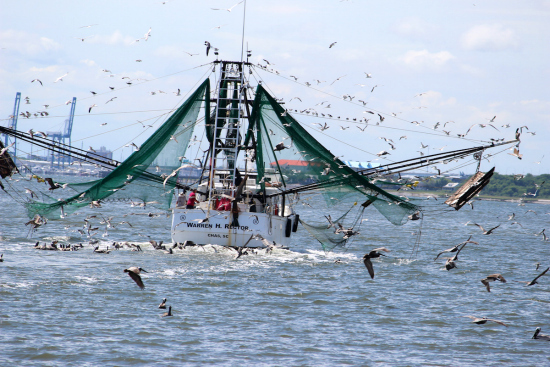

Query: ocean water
[1,192,549,366]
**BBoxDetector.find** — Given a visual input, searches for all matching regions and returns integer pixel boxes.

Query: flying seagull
[330,75,346,85]
[54,72,69,83]
[211,0,243,12]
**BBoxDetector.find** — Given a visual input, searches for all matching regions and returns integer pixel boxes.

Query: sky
[1,0,549,175]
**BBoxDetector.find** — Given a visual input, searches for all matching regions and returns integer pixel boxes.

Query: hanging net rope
[299,202,366,252]
[2,79,211,219]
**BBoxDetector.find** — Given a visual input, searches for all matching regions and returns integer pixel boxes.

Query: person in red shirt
[186,190,198,209]
[217,196,231,211]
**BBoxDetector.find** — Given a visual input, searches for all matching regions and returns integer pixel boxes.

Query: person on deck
[186,190,198,209]
[217,196,232,211]
[176,192,186,208]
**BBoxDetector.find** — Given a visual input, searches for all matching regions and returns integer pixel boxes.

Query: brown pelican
[445,258,457,271]
[473,223,500,235]
[362,247,390,279]
[434,236,478,260]
[124,267,148,289]
[517,267,549,286]
[532,328,550,341]
[463,316,507,327]
[481,274,506,292]
[161,306,172,317]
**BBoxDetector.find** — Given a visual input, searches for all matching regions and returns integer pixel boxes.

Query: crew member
[176,192,186,207]
[187,189,198,209]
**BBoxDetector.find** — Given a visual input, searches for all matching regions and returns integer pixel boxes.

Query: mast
[207,61,248,203]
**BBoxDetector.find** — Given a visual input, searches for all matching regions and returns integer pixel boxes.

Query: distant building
[343,161,381,171]
[272,159,325,169]
[89,146,112,161]
[443,182,459,190]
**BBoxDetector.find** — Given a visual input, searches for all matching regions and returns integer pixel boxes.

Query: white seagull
[211,0,243,12]
[54,72,69,83]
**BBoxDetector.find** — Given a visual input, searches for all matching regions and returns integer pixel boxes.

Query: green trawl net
[246,84,419,248]
[20,78,211,219]
[299,202,366,252]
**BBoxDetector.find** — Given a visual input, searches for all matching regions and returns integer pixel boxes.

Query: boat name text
[182,222,249,231]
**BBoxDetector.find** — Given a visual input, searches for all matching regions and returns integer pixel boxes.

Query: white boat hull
[171,208,295,247]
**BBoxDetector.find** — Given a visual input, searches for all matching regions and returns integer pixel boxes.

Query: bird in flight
[54,72,68,83]
[329,42,337,48]
[434,236,478,260]
[211,0,243,12]
[330,75,346,85]
[463,316,507,327]
[480,274,506,292]
[123,266,148,289]
[473,223,500,235]
[31,79,43,86]
[362,247,390,279]
[517,267,549,286]
[508,147,522,160]
[143,27,152,41]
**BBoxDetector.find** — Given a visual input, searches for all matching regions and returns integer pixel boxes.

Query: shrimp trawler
[0,55,517,250]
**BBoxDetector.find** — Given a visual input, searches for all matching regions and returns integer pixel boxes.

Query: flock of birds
[343,209,549,338]
[13,29,539,172]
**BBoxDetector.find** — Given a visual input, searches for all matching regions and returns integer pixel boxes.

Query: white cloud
[28,65,60,73]
[0,29,61,56]
[256,4,307,15]
[461,24,519,51]
[399,50,455,71]
[87,31,135,46]
[80,59,97,67]
[154,45,188,59]
[458,64,485,77]
[393,17,438,39]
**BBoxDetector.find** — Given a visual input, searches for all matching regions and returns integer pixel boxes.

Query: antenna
[240,0,247,62]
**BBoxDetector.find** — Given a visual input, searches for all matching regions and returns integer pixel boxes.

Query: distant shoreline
[387,190,550,205]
